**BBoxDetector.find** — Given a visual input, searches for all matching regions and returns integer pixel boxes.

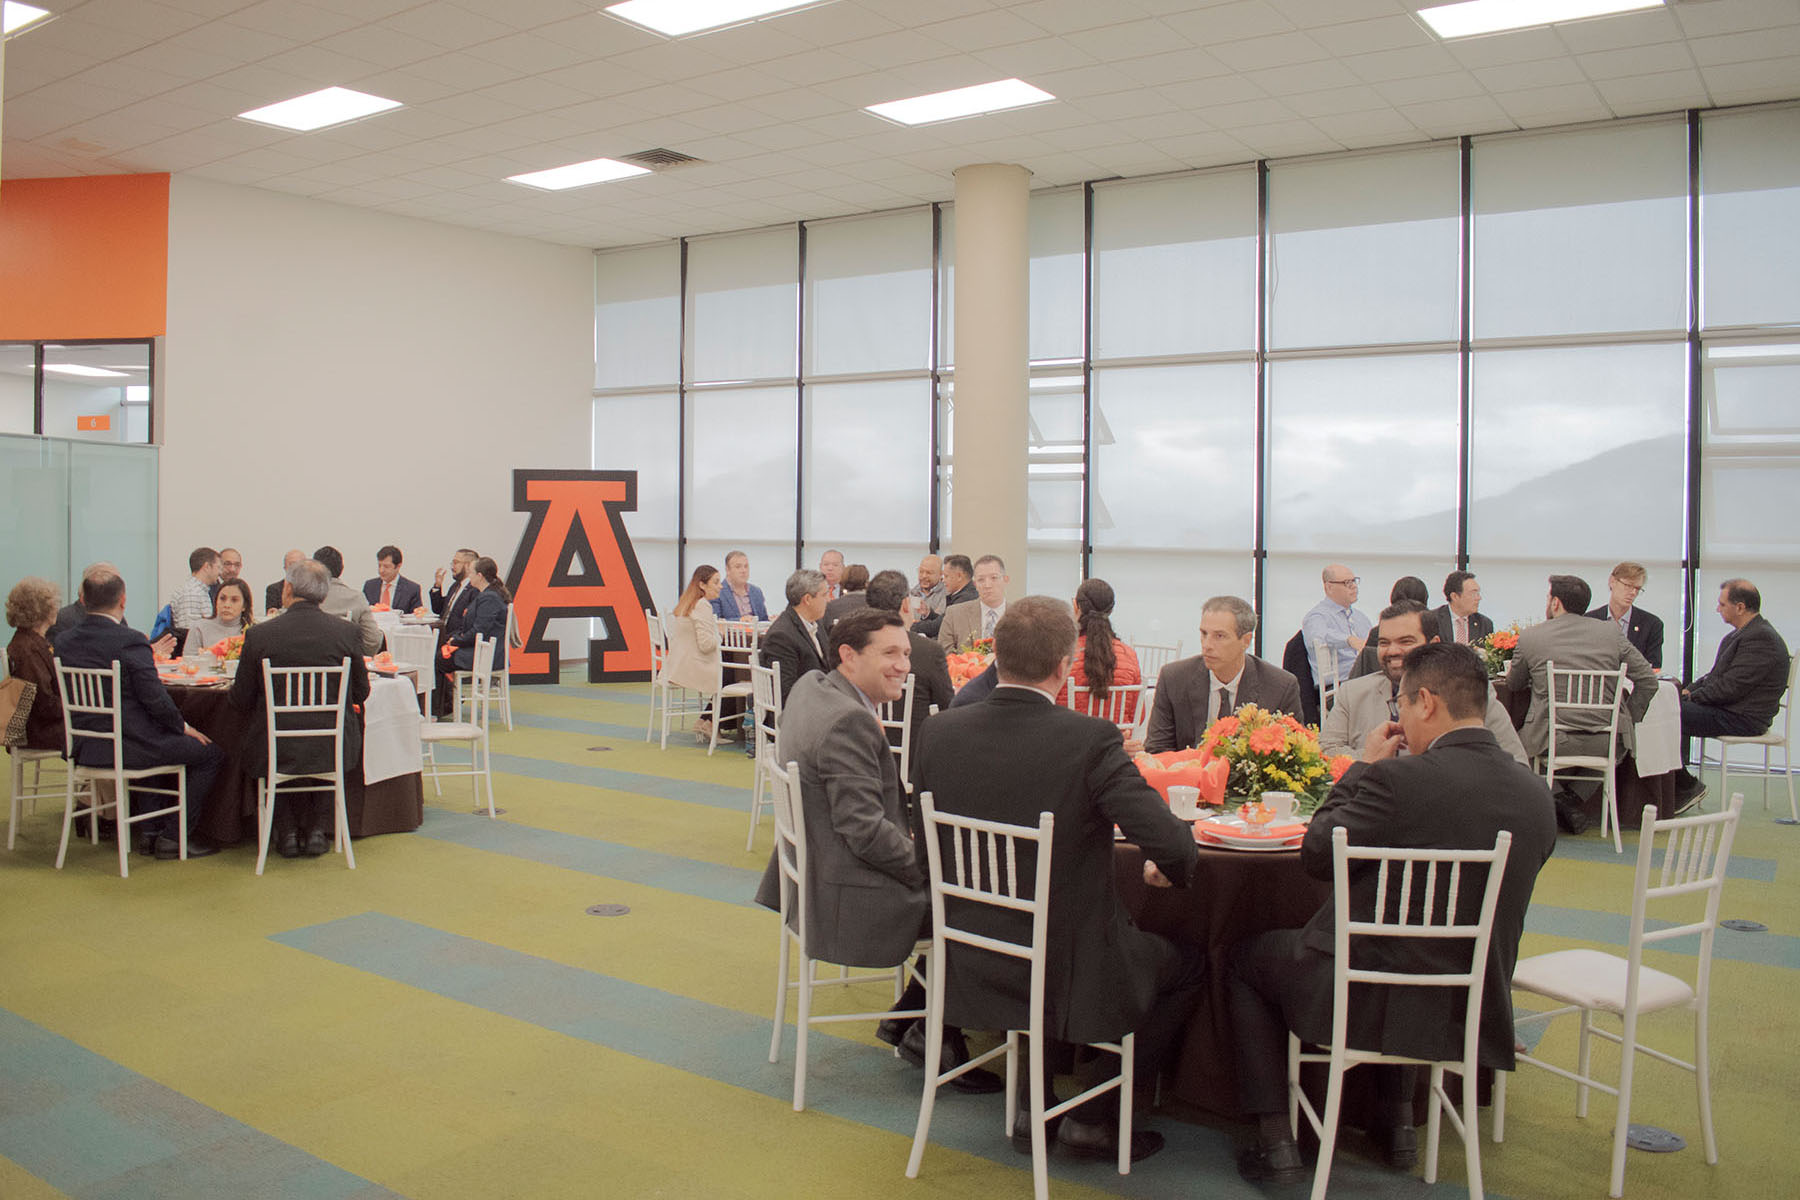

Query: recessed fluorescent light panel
[866,79,1055,127]
[507,158,652,191]
[44,364,128,378]
[604,0,822,38]
[2,2,52,36]
[1418,0,1662,40]
[237,87,402,133]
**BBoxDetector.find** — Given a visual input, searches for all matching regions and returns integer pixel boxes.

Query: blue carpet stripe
[506,711,656,741]
[1524,903,1800,968]
[457,750,749,811]
[272,913,1498,1200]
[0,1008,401,1200]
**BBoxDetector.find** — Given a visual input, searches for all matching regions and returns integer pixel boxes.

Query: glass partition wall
[596,101,1799,679]
[0,340,156,443]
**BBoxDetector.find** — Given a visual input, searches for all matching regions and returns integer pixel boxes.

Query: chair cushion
[1717,731,1784,746]
[1512,949,1694,1014]
[421,722,482,741]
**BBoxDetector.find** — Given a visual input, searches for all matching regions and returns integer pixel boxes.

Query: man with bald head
[267,549,304,615]
[910,555,946,624]
[1302,564,1372,688]
[819,549,845,600]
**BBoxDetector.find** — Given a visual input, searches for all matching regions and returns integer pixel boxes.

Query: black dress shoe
[875,1017,915,1049]
[153,836,218,860]
[1381,1122,1418,1170]
[136,831,159,857]
[898,1023,1004,1094]
[1237,1136,1308,1186]
[1056,1115,1165,1163]
[302,830,330,857]
[277,831,301,859]
[1010,1105,1064,1155]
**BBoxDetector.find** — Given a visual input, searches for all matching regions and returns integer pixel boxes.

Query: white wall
[162,176,595,663]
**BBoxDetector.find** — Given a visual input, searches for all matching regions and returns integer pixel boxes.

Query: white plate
[1197,830,1302,852]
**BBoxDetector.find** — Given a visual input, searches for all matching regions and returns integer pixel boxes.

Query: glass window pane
[686,228,797,383]
[684,385,797,543]
[1030,189,1085,362]
[1268,147,1460,349]
[40,343,151,443]
[1473,121,1687,339]
[0,345,34,434]
[596,243,680,389]
[804,210,931,375]
[1701,342,1800,566]
[1092,170,1257,359]
[1702,106,1800,330]
[1265,353,1460,554]
[802,379,930,545]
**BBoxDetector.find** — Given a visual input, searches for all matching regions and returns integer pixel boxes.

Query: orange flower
[1491,630,1518,650]
[1328,754,1354,781]
[1247,726,1287,755]
[1210,715,1241,738]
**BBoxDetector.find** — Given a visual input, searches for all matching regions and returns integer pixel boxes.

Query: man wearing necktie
[363,545,422,614]
[1432,571,1493,648]
[1139,596,1304,754]
[818,549,845,601]
[936,554,1011,650]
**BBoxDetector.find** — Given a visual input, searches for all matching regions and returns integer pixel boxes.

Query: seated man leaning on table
[230,559,370,860]
[916,597,1204,1162]
[57,563,222,859]
[1227,643,1556,1186]
[1139,595,1303,753]
[1321,600,1529,766]
[1506,574,1656,833]
[312,545,385,656]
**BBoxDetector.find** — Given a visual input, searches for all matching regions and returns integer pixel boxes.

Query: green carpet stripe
[0,1008,401,1200]
[1546,835,1777,882]
[1524,903,1799,968]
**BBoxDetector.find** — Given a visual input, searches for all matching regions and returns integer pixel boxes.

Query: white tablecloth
[1633,679,1682,778]
[363,675,423,785]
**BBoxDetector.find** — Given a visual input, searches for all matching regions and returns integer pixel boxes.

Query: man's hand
[1143,860,1173,888]
[183,723,211,745]
[1363,721,1404,761]
[440,643,455,659]
[1347,633,1367,652]
[151,634,176,657]
[1122,736,1144,755]
[435,566,447,588]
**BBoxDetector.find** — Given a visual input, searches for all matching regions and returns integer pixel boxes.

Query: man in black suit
[1671,578,1791,808]
[911,554,975,641]
[865,570,953,776]
[49,565,174,658]
[915,596,1204,1163]
[758,569,830,706]
[362,544,424,613]
[429,548,479,635]
[1435,569,1494,648]
[1227,643,1557,1184]
[1585,561,1665,671]
[821,563,870,631]
[266,549,303,615]
[55,565,222,859]
[1142,596,1303,753]
[230,559,371,860]
[208,547,243,606]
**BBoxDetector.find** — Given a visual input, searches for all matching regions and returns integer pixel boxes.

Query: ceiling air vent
[618,148,705,171]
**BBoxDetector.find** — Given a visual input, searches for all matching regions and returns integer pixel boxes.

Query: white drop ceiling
[3,0,1797,248]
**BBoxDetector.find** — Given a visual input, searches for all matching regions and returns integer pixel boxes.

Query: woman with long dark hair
[665,564,731,741]
[1056,577,1141,723]
[183,578,254,656]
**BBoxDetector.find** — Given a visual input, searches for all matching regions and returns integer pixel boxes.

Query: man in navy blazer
[55,565,222,859]
[711,550,769,622]
[1434,570,1494,648]
[362,544,423,613]
[1585,561,1664,672]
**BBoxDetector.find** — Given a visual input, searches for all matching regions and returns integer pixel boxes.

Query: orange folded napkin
[1133,752,1228,804]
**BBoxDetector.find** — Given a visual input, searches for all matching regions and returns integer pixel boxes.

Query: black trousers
[1680,699,1768,768]
[91,738,222,839]
[1228,929,1415,1121]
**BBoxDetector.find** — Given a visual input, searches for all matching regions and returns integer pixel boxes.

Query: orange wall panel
[0,174,170,339]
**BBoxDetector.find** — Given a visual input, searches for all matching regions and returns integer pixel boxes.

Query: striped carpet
[2,672,1795,1199]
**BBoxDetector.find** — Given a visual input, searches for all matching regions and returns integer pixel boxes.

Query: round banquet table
[1491,676,1675,827]
[169,683,424,846]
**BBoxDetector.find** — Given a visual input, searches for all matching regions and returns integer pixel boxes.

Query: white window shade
[1092,170,1257,360]
[801,379,930,545]
[1473,120,1688,340]
[804,210,931,376]
[593,392,679,538]
[1268,147,1461,349]
[686,227,798,383]
[595,243,680,389]
[1701,105,1800,330]
[684,385,796,541]
[1029,189,1085,362]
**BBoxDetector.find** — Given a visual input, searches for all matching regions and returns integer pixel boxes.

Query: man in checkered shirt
[167,547,220,630]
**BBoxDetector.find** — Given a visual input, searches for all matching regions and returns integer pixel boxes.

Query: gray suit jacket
[937,598,999,651]
[1320,670,1529,766]
[1143,653,1303,753]
[320,578,385,655]
[753,670,927,968]
[1506,613,1657,760]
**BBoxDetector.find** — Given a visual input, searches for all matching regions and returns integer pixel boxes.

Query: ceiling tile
[970,36,1099,77]
[1233,118,1340,156]
[1300,13,1436,57]
[1374,70,1486,106]
[1445,27,1567,69]
[1673,0,1800,38]
[1700,56,1800,102]
[1576,41,1699,81]
[1398,95,1513,139]
[1163,2,1296,45]
[1146,130,1258,167]
[1309,106,1419,143]
[1550,7,1684,53]
[1158,74,1269,109]
[1097,46,1233,87]
[1594,69,1710,116]
[916,8,1049,51]
[1248,58,1361,96]
[313,24,438,70]
[1340,43,1463,84]
[226,1,366,41]
[1690,25,1800,68]
[461,31,605,75]
[1472,59,1588,92]
[1492,82,1610,124]
[377,3,521,53]
[1010,0,1155,39]
[1210,31,1331,72]
[1283,83,1389,118]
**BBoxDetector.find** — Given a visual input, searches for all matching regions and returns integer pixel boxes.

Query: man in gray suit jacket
[1141,596,1303,753]
[312,545,385,655]
[936,554,1009,651]
[1322,601,1528,765]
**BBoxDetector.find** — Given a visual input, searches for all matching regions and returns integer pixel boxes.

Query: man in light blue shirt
[1301,563,1372,686]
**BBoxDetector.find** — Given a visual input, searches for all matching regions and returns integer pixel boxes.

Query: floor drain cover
[1777,817,1799,826]
[1721,919,1768,932]
[472,807,507,816]
[587,746,613,752]
[586,903,631,917]
[1626,1125,1685,1153]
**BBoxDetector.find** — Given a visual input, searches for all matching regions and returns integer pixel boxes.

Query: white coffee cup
[1168,786,1201,821]
[1262,791,1295,822]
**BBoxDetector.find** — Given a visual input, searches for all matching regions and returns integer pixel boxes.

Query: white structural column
[949,163,1031,597]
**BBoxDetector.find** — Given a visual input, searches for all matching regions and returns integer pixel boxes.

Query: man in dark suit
[912,554,975,641]
[1672,578,1791,808]
[916,596,1203,1162]
[208,548,243,606]
[1435,569,1494,648]
[758,569,830,706]
[55,565,222,859]
[1142,596,1303,753]
[362,544,423,613]
[266,549,303,615]
[230,559,371,860]
[429,548,479,633]
[1585,561,1665,671]
[821,563,870,631]
[866,570,954,775]
[1228,642,1557,1184]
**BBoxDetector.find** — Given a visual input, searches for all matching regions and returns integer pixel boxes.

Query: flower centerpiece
[1474,623,1521,676]
[1195,703,1353,817]
[946,636,994,692]
[207,634,245,662]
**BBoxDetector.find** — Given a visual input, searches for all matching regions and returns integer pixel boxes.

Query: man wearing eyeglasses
[1585,561,1664,672]
[1302,564,1371,687]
